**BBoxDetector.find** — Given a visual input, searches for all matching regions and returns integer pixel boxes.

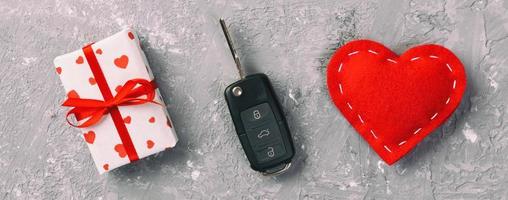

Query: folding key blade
[221,18,295,175]
[220,18,245,79]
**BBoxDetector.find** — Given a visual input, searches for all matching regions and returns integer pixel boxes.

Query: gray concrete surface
[1,0,507,199]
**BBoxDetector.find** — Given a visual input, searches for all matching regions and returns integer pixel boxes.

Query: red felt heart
[326,40,466,165]
[114,55,129,69]
[84,131,95,144]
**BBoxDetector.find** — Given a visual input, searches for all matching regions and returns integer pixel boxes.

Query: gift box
[54,28,178,174]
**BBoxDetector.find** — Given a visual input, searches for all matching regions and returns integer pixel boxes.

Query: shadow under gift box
[54,28,178,174]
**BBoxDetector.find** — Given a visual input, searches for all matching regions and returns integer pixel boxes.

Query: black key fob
[219,19,295,175]
[224,73,295,174]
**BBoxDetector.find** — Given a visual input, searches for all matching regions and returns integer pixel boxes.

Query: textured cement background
[1,0,508,199]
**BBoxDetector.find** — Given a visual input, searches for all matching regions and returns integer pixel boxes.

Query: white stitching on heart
[413,128,422,135]
[446,64,453,72]
[358,115,365,124]
[348,51,359,56]
[387,59,397,64]
[370,129,378,139]
[411,57,421,61]
[340,49,456,152]
[384,145,392,152]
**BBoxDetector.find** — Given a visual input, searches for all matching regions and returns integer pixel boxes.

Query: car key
[220,19,295,175]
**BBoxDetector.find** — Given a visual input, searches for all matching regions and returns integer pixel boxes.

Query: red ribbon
[62,44,159,162]
[62,79,160,127]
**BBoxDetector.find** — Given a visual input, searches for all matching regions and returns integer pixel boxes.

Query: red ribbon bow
[62,79,160,128]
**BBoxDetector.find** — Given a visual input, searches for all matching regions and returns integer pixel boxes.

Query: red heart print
[103,164,109,171]
[128,32,135,40]
[88,77,96,85]
[76,56,84,64]
[114,144,127,158]
[147,140,155,149]
[149,117,155,123]
[123,116,131,124]
[114,55,129,69]
[56,67,62,75]
[67,90,80,99]
[95,48,103,55]
[83,131,95,144]
[326,40,466,165]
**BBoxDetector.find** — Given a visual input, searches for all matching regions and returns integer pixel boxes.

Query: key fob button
[255,143,286,162]
[240,103,274,129]
[246,122,282,149]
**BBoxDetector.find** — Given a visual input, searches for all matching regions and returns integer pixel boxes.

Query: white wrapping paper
[54,28,178,174]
